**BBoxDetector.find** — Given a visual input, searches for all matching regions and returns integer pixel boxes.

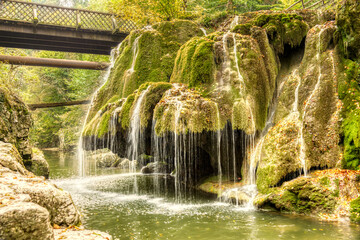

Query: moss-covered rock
[256,169,360,221]
[256,22,341,193]
[232,13,309,54]
[257,114,301,193]
[154,84,220,135]
[256,177,337,213]
[87,20,204,122]
[171,37,215,88]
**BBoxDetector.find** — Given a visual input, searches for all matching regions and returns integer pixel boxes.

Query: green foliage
[0,47,106,149]
[338,60,360,170]
[350,197,360,222]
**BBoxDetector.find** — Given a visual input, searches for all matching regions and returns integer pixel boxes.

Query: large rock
[141,161,169,174]
[256,169,360,221]
[0,202,54,240]
[0,142,80,227]
[24,148,50,178]
[0,87,32,159]
[256,22,341,193]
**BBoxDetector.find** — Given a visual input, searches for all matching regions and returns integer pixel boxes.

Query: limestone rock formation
[0,86,52,178]
[0,87,32,159]
[0,141,81,239]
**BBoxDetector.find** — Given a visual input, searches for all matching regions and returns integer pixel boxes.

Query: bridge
[0,0,136,55]
[287,0,336,10]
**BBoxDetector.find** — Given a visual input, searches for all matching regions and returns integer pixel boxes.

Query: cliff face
[0,86,51,178]
[0,87,32,159]
[81,2,360,214]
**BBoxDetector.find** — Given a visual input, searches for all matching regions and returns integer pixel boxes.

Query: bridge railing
[287,0,337,10]
[0,0,136,33]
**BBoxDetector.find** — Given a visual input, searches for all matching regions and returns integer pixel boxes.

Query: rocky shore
[0,141,112,239]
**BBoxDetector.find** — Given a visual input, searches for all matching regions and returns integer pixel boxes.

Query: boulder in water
[119,158,140,170]
[141,161,169,174]
[24,148,50,179]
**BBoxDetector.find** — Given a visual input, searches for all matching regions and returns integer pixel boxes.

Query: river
[45,150,360,240]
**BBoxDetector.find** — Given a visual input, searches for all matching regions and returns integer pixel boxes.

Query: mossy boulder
[256,177,337,214]
[256,114,301,194]
[256,169,360,221]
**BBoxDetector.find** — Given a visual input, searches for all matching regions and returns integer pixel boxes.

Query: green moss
[350,197,360,223]
[139,82,173,128]
[319,177,330,186]
[87,20,203,123]
[119,94,135,130]
[256,115,300,193]
[232,23,252,35]
[338,60,360,170]
[96,112,111,138]
[154,86,219,135]
[171,37,215,88]
[261,178,336,213]
[253,13,308,54]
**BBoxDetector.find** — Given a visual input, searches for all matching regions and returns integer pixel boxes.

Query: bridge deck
[0,0,136,54]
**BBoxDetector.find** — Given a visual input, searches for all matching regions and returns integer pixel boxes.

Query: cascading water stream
[128,86,151,193]
[215,103,223,200]
[298,26,325,177]
[78,42,123,177]
[129,36,141,73]
[200,28,207,36]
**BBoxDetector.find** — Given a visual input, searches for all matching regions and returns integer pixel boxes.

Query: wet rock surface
[256,169,360,221]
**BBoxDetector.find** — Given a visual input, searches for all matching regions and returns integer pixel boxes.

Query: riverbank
[0,141,111,240]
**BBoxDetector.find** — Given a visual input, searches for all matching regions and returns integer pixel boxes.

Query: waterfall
[229,16,239,30]
[78,42,123,177]
[220,32,232,87]
[129,35,141,73]
[233,33,246,94]
[128,86,151,193]
[215,103,223,199]
[200,28,207,36]
[298,26,325,176]
[174,99,184,201]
